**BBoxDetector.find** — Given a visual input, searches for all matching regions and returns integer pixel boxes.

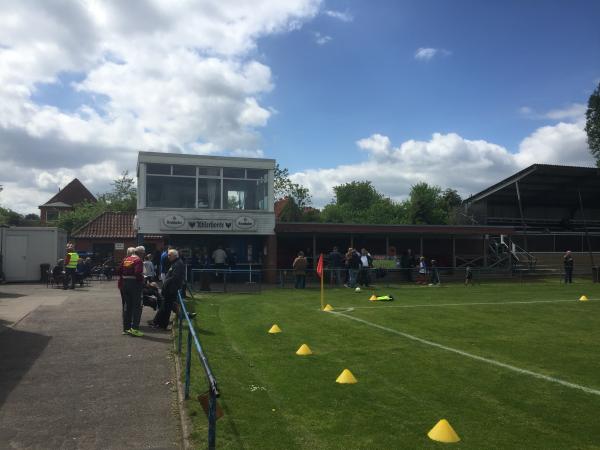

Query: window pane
[172,165,196,176]
[198,166,221,176]
[197,179,222,209]
[146,163,171,175]
[223,167,245,178]
[224,179,267,210]
[146,175,195,208]
[246,169,268,179]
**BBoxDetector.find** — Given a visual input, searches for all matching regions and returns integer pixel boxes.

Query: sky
[0,0,599,214]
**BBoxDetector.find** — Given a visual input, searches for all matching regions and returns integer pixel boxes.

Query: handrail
[176,289,219,450]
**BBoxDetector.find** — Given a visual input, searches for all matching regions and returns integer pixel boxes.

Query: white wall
[1,227,67,282]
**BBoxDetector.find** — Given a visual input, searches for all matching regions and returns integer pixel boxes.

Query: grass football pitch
[182,279,600,449]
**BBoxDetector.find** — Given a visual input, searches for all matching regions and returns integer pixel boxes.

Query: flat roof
[275,222,514,235]
[137,151,276,170]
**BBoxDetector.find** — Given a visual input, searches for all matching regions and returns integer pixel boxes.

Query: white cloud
[544,103,587,121]
[414,47,451,61]
[291,116,595,208]
[323,9,353,22]
[313,31,332,45]
[0,0,321,213]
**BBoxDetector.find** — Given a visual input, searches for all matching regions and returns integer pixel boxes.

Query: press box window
[146,175,195,208]
[197,178,222,209]
[224,179,266,210]
[172,165,196,176]
[146,163,171,175]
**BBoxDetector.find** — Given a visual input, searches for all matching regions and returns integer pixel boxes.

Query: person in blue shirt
[159,246,173,283]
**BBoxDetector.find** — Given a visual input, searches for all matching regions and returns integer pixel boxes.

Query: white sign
[115,242,124,250]
[162,214,185,228]
[235,216,256,230]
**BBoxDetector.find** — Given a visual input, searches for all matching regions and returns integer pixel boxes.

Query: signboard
[115,242,124,250]
[160,215,258,232]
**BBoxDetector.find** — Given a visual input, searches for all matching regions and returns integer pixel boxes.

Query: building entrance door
[6,235,28,281]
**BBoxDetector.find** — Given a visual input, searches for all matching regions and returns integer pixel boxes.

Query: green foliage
[56,200,107,234]
[333,181,382,210]
[0,206,24,226]
[406,182,462,225]
[585,82,600,167]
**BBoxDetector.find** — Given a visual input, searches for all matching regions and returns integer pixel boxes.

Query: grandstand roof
[464,164,600,207]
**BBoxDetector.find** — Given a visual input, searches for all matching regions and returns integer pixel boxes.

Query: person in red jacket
[117,246,145,336]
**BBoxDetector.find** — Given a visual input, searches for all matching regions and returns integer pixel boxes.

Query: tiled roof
[72,211,162,240]
[40,178,97,207]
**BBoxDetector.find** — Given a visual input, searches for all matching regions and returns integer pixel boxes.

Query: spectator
[150,249,185,329]
[212,245,228,280]
[117,246,144,336]
[292,251,307,289]
[346,248,361,288]
[159,246,172,283]
[564,250,574,284]
[63,243,79,290]
[143,253,156,280]
[465,266,473,286]
[429,259,440,285]
[358,248,373,287]
[329,246,343,286]
[417,256,427,285]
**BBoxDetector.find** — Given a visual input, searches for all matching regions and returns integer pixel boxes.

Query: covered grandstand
[464,164,600,275]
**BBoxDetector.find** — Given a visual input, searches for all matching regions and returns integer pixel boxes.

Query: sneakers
[127,328,144,337]
[122,330,129,335]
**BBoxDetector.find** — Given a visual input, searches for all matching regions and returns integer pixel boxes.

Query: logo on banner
[188,219,233,230]
[235,216,256,230]
[163,215,185,228]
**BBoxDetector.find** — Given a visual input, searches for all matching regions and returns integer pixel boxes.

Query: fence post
[208,389,217,450]
[185,330,192,400]
[177,297,183,354]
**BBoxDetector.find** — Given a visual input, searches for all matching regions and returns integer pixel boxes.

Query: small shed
[0,227,68,282]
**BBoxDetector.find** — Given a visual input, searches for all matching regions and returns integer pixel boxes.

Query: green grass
[181,279,600,449]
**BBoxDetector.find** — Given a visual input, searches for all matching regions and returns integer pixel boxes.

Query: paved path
[0,282,181,450]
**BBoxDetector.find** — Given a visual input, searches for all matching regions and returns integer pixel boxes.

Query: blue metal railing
[177,290,219,450]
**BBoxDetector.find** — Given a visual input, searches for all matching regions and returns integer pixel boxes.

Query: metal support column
[312,234,317,269]
[419,237,423,256]
[385,236,390,256]
[452,236,456,269]
[483,235,488,267]
[515,181,528,251]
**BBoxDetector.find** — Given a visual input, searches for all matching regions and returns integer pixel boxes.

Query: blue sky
[1,0,599,213]
[260,0,600,171]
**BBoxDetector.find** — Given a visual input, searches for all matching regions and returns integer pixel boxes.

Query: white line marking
[350,299,587,309]
[329,311,600,397]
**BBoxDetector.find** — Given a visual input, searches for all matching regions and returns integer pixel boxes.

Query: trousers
[122,279,142,331]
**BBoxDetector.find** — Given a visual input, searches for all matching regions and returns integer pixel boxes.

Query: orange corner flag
[316,253,324,278]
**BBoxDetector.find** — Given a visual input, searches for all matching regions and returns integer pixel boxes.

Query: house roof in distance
[40,178,97,207]
[72,211,162,240]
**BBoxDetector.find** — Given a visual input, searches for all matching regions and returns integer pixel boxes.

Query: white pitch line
[350,299,587,309]
[329,311,600,397]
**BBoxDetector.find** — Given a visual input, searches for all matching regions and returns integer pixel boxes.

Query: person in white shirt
[212,245,228,279]
[143,254,156,280]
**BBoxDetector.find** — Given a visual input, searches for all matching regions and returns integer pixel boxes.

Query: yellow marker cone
[579,295,589,302]
[427,419,461,443]
[336,369,358,384]
[268,324,282,334]
[296,344,313,356]
[369,294,377,301]
[323,304,334,311]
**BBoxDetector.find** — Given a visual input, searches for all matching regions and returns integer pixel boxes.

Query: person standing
[159,246,172,283]
[117,246,144,336]
[212,245,228,279]
[417,256,427,285]
[151,249,185,329]
[358,248,373,287]
[347,248,361,288]
[564,250,574,284]
[429,259,440,285]
[292,251,307,288]
[143,253,156,280]
[329,246,343,286]
[63,243,79,290]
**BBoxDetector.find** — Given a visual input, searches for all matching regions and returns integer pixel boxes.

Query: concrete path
[0,282,181,450]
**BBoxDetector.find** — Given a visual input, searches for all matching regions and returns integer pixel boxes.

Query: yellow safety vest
[66,252,79,269]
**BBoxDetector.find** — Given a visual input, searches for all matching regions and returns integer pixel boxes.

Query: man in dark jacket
[150,249,185,329]
[329,246,343,286]
[563,250,574,284]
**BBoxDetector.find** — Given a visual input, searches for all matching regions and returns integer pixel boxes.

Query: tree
[406,183,462,225]
[274,164,312,208]
[0,206,24,226]
[585,81,600,167]
[98,170,137,212]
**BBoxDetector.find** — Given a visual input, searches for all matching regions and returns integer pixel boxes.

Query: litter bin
[593,266,599,283]
[40,263,50,283]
